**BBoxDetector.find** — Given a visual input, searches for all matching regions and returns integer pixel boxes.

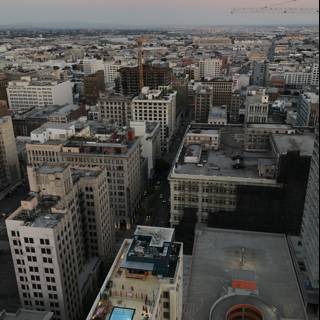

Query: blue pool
[109,307,135,320]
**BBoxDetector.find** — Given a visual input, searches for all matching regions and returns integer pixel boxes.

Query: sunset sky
[0,0,318,26]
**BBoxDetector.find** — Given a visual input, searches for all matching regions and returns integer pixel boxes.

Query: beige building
[6,164,114,320]
[0,116,21,195]
[245,88,269,124]
[86,226,183,320]
[97,93,132,126]
[26,127,142,229]
[132,86,177,153]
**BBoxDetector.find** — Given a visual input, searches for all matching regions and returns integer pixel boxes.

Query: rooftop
[271,134,315,156]
[10,195,64,229]
[185,226,307,320]
[173,127,276,181]
[0,309,53,320]
[87,227,182,320]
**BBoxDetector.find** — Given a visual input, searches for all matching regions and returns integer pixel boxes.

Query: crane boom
[231,7,319,14]
[136,36,149,92]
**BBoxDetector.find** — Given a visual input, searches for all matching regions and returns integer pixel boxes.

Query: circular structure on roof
[209,294,280,320]
[226,304,263,320]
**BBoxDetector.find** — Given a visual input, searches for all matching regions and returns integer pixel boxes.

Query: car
[162,200,167,204]
[159,194,164,199]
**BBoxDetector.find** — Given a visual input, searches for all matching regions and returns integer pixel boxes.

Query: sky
[0,0,318,27]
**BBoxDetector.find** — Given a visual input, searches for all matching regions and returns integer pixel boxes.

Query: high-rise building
[104,63,122,84]
[130,121,161,179]
[86,226,183,320]
[284,72,312,89]
[0,73,8,103]
[311,63,319,87]
[7,77,73,113]
[83,58,105,76]
[117,64,173,97]
[6,164,114,320]
[26,124,142,229]
[132,86,177,153]
[301,126,319,289]
[245,88,269,124]
[199,59,222,79]
[193,86,213,123]
[0,116,21,195]
[252,61,269,87]
[297,92,319,127]
[229,92,241,123]
[97,93,132,126]
[84,70,106,105]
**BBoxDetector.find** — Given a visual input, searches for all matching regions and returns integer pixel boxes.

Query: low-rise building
[0,309,53,320]
[86,226,183,320]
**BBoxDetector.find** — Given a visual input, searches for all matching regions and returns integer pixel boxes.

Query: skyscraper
[0,116,21,196]
[301,126,319,289]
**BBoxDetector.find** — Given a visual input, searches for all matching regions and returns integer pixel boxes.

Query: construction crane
[231,0,319,14]
[136,36,149,91]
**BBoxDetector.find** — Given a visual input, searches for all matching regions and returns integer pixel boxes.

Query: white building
[185,128,220,151]
[208,106,228,125]
[132,86,177,153]
[199,59,222,79]
[104,62,122,84]
[30,122,76,143]
[245,88,269,124]
[86,226,183,320]
[311,63,319,87]
[130,121,161,179]
[7,77,73,113]
[83,58,105,76]
[284,72,312,88]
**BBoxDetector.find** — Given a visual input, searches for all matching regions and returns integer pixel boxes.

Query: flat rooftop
[174,127,277,180]
[272,134,315,156]
[11,196,63,229]
[185,227,307,320]
[0,309,53,320]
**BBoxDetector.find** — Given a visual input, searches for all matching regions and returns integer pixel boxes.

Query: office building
[7,77,73,113]
[284,72,312,89]
[97,93,132,126]
[0,309,53,320]
[86,226,183,320]
[252,61,269,87]
[205,79,233,107]
[0,73,8,103]
[185,226,307,320]
[26,124,142,229]
[132,86,177,153]
[104,63,121,84]
[244,124,295,152]
[130,121,161,179]
[0,116,21,196]
[170,124,313,235]
[208,106,227,125]
[6,164,114,320]
[83,59,104,76]
[301,126,319,290]
[229,92,241,123]
[12,104,85,137]
[199,58,222,79]
[117,65,172,97]
[245,88,269,124]
[193,86,213,123]
[84,71,106,105]
[311,63,319,87]
[297,92,319,127]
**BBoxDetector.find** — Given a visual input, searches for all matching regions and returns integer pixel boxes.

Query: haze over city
[0,0,319,26]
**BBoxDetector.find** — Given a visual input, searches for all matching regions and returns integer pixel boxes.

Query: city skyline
[0,0,318,27]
